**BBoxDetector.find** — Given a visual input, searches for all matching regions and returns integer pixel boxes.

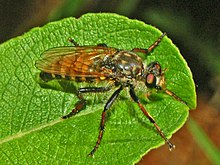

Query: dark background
[1,0,219,164]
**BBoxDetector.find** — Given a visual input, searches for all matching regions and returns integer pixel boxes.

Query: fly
[35,33,186,156]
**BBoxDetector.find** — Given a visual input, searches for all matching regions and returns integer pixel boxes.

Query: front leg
[129,85,175,150]
[62,86,112,119]
[131,32,166,54]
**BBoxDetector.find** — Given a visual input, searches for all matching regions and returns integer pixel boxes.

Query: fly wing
[35,46,118,78]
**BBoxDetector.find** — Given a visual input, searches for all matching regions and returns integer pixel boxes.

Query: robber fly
[36,33,186,156]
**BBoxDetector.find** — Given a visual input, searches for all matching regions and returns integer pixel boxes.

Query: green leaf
[0,13,196,164]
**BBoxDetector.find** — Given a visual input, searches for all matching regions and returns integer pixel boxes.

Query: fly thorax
[112,51,144,79]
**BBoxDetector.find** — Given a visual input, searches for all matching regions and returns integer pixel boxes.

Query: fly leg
[68,38,108,47]
[164,89,186,105]
[129,85,175,150]
[68,38,79,46]
[97,43,108,47]
[89,86,123,156]
[62,86,112,119]
[61,91,86,119]
[131,32,166,54]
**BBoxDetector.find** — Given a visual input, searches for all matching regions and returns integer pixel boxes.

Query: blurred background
[0,0,219,164]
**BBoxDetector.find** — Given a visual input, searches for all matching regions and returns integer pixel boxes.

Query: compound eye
[147,62,162,76]
[146,73,154,84]
[154,63,161,72]
[146,73,156,88]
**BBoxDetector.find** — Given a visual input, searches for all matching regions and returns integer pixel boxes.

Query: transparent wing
[36,46,118,78]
